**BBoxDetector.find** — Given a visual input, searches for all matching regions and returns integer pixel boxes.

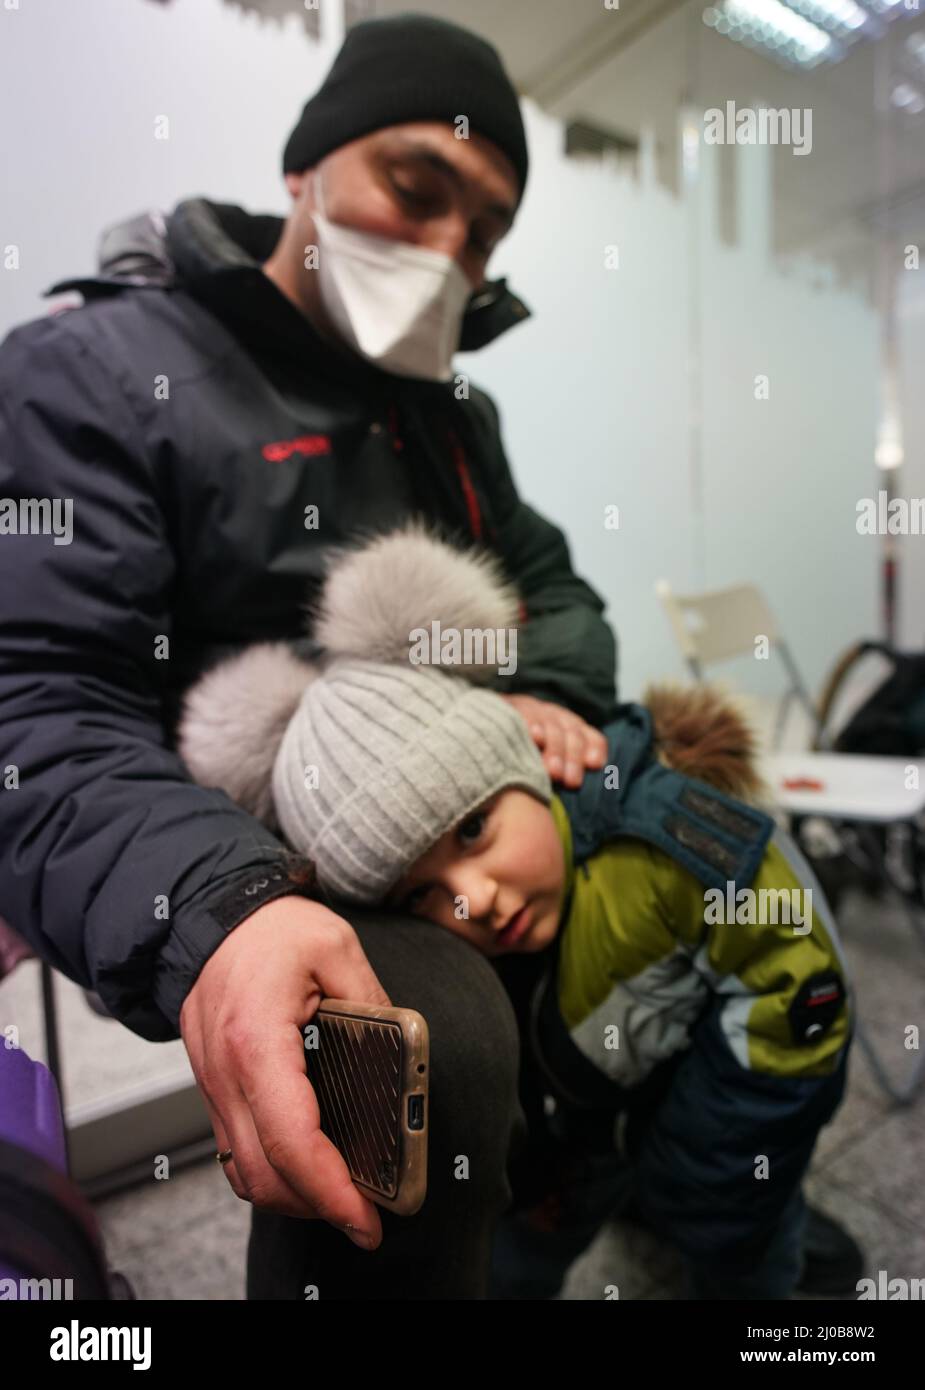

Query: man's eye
[391,179,432,209]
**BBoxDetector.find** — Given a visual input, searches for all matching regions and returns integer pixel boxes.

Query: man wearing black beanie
[0,10,619,1302]
[263,11,530,382]
[281,13,529,196]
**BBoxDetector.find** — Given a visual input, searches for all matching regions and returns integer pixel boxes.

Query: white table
[765,753,925,823]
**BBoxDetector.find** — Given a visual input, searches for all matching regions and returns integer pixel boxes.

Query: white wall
[1,0,341,332]
[896,273,925,652]
[473,101,880,703]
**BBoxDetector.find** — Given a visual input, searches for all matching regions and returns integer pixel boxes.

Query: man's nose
[421,215,481,284]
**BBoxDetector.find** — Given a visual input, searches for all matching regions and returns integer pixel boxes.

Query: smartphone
[303,999,429,1216]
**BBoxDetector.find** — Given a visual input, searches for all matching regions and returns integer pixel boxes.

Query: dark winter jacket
[0,199,618,1041]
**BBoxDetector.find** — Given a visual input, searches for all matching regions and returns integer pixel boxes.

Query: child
[178,520,859,1300]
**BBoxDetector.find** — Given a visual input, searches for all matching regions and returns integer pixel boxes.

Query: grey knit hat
[177,521,551,906]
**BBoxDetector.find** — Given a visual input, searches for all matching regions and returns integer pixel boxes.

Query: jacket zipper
[446,422,527,617]
[387,404,494,554]
[446,425,483,541]
[386,402,404,453]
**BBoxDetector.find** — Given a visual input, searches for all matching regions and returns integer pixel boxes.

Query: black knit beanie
[282,12,529,204]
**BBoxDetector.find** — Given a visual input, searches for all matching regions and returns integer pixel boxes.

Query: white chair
[655,580,825,749]
[656,579,925,1104]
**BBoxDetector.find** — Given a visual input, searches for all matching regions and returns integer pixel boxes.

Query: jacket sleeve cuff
[151,851,320,1038]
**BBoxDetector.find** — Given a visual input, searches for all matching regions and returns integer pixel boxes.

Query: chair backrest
[655,580,780,670]
[655,579,823,748]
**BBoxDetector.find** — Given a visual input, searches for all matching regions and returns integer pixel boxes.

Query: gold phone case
[305,999,429,1216]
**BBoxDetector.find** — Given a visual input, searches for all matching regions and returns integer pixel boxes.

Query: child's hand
[499,694,608,788]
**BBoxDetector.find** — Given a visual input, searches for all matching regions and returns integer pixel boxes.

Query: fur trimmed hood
[643,680,769,807]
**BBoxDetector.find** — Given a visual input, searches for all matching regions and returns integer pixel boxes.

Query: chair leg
[846,828,925,1104]
[40,959,70,1169]
[854,1017,925,1106]
[771,688,795,751]
[777,640,826,746]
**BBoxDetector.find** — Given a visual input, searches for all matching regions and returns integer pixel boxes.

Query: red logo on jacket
[261,433,332,463]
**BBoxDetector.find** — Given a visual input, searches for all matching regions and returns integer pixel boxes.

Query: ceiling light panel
[703,0,837,68]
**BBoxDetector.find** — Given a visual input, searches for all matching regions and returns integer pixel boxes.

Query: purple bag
[0,1043,111,1298]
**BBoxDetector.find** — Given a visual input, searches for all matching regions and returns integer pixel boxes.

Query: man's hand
[500,693,608,788]
[179,895,391,1250]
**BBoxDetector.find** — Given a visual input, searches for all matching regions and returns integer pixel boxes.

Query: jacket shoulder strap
[557,706,775,893]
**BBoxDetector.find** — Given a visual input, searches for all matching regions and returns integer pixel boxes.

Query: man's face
[274,120,520,328]
[384,788,566,959]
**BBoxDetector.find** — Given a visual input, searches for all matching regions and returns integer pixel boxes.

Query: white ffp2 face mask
[312,169,474,382]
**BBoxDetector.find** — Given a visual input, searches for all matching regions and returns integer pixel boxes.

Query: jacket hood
[43,197,533,351]
[642,682,770,807]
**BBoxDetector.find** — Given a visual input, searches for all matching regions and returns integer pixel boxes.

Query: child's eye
[405,884,432,912]
[457,808,488,845]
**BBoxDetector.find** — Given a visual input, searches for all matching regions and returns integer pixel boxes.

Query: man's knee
[330,910,524,1163]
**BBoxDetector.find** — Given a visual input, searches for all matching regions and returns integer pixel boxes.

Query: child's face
[384,788,566,957]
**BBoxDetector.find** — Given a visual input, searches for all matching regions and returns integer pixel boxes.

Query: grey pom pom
[312,519,521,681]
[177,642,318,828]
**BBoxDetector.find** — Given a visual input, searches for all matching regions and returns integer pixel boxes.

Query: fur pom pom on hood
[177,520,524,823]
[643,680,770,807]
